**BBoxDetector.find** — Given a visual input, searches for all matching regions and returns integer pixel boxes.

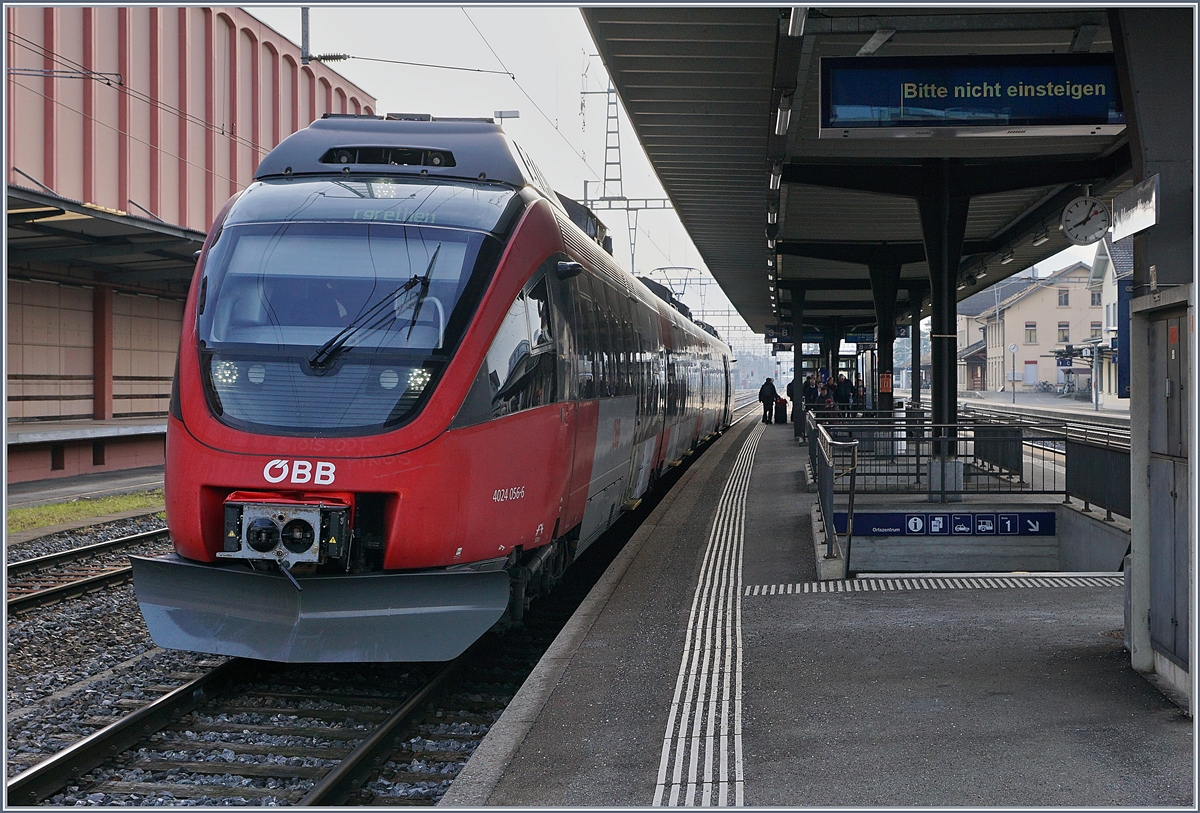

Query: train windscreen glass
[197,179,517,435]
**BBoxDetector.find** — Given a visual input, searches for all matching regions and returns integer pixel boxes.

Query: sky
[245,6,1099,355]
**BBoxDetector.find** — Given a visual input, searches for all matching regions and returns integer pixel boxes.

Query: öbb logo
[263,459,336,485]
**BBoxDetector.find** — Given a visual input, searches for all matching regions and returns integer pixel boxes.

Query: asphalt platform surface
[443,417,1192,807]
[7,465,164,508]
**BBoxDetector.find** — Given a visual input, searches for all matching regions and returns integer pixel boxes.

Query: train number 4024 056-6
[493,486,526,502]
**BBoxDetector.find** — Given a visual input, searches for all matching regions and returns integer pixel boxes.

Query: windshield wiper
[307,246,441,371]
[406,243,439,339]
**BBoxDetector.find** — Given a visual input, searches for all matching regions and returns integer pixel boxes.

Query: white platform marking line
[655,423,762,807]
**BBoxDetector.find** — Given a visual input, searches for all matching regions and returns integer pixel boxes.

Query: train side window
[475,272,559,419]
[526,276,553,348]
[571,272,597,399]
[594,281,613,398]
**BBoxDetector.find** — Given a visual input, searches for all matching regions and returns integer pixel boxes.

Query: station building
[962,262,1107,394]
[6,6,376,483]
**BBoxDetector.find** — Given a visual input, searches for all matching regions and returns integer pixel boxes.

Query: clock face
[1060,196,1111,246]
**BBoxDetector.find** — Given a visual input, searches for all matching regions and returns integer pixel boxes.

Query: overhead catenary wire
[457,9,686,276]
[313,52,514,78]
[8,77,244,190]
[8,31,268,155]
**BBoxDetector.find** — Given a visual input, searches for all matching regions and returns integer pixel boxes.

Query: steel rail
[7,566,137,615]
[5,659,252,806]
[297,658,465,806]
[7,527,169,577]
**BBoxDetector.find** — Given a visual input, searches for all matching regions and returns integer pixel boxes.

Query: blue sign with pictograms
[834,511,1055,536]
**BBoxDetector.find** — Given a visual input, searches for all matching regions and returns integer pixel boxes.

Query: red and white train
[132,115,732,662]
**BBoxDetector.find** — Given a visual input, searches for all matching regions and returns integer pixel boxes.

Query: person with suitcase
[774,396,789,425]
[758,377,778,423]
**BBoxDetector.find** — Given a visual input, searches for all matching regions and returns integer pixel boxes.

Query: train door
[723,355,732,427]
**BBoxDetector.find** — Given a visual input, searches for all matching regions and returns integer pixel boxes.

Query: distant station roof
[583,8,1137,332]
[7,185,205,293]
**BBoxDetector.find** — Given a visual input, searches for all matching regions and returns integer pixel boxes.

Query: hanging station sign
[765,324,794,342]
[820,53,1125,138]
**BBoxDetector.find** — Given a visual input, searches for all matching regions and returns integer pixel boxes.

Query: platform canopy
[7,185,205,294]
[582,7,1137,334]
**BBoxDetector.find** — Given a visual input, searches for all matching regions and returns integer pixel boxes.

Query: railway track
[8,415,747,806]
[5,657,465,805]
[6,528,171,615]
[7,575,576,806]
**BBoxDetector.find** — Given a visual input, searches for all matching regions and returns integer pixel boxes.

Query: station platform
[442,417,1191,807]
[960,390,1130,426]
[6,464,164,508]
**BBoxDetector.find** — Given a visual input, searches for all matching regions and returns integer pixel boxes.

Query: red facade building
[6,7,377,483]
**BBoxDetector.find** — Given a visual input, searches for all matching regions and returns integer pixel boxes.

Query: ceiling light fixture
[769,162,782,191]
[1031,231,1050,246]
[767,211,778,224]
[767,239,776,250]
[999,252,1015,265]
[788,7,807,37]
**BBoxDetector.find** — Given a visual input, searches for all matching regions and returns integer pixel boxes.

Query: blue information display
[834,511,1055,536]
[821,54,1124,136]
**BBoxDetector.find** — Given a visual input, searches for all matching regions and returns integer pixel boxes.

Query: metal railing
[816,423,858,568]
[806,408,1130,513]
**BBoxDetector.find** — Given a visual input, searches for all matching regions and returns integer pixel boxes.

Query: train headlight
[213,360,239,385]
[408,368,432,392]
[380,369,399,389]
[281,518,316,554]
[246,517,281,552]
[248,364,266,384]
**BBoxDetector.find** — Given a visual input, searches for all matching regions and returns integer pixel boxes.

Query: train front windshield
[196,178,518,435]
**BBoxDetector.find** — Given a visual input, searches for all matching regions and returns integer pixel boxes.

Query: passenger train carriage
[132,115,733,663]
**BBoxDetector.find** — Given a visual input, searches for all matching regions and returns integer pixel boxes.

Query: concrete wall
[7,435,165,482]
[7,279,94,420]
[112,292,183,418]
[836,502,1129,574]
[7,281,183,422]
[1056,502,1131,572]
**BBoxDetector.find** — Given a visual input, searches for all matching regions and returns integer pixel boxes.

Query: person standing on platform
[758,377,778,423]
[803,374,819,414]
[835,373,853,411]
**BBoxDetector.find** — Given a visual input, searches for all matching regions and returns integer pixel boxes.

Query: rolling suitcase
[774,397,788,425]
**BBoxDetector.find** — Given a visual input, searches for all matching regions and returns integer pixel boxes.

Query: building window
[1058,288,1069,307]
[1058,322,1070,343]
[1090,290,1102,307]
[1090,321,1102,339]
[1025,322,1037,343]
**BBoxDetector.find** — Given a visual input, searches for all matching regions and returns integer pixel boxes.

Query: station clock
[1059,196,1111,246]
